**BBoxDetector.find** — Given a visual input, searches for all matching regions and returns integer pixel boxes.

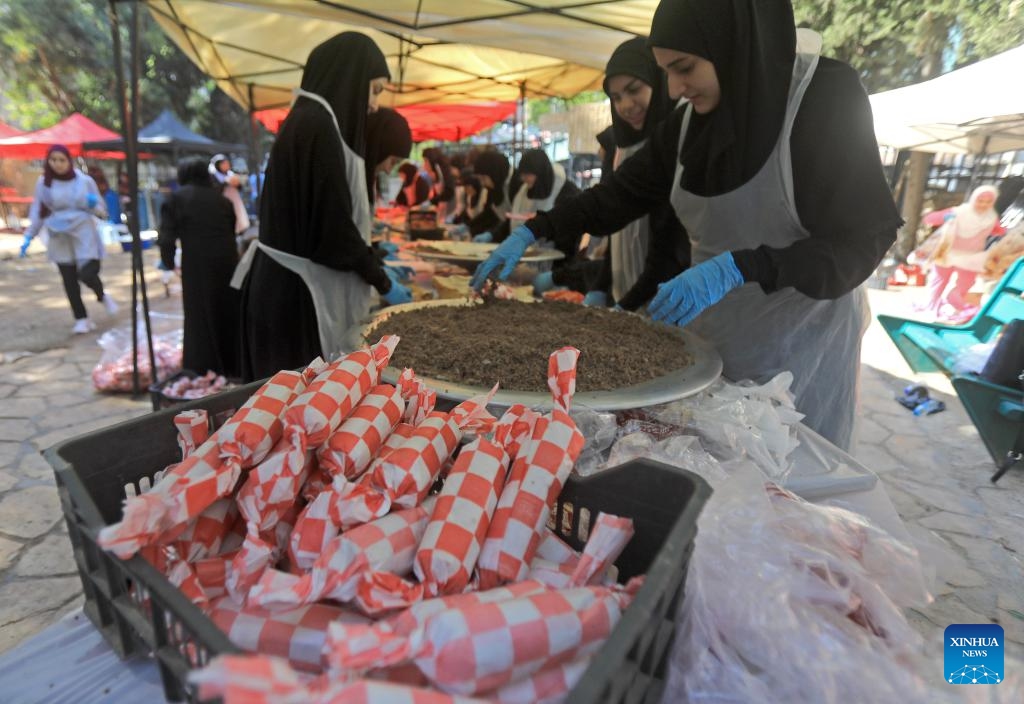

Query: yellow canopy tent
[143,0,658,109]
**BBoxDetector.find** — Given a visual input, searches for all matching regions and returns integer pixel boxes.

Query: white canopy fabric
[144,0,658,109]
[870,43,1024,155]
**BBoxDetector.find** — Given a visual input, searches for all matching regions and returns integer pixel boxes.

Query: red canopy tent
[0,120,23,139]
[0,113,127,159]
[254,101,517,142]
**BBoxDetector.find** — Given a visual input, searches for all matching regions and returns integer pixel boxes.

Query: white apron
[668,30,869,451]
[610,141,650,301]
[232,89,372,361]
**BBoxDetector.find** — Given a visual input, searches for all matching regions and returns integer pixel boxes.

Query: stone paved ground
[0,235,1021,663]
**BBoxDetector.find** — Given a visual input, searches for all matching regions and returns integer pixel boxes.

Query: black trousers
[57,260,105,320]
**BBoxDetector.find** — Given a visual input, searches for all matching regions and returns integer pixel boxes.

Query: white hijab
[952,184,999,239]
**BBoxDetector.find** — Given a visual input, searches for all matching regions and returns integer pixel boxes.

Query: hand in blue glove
[19,234,32,258]
[582,290,609,307]
[86,193,99,209]
[377,240,399,255]
[385,264,414,283]
[382,281,413,306]
[533,271,555,295]
[648,252,744,327]
[472,231,493,244]
[470,225,535,290]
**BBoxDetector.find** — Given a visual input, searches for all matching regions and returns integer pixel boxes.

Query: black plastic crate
[46,385,710,703]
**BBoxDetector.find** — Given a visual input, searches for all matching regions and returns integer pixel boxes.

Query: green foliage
[792,0,1024,90]
[0,0,255,149]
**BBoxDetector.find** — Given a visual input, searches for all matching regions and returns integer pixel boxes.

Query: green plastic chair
[878,257,1024,482]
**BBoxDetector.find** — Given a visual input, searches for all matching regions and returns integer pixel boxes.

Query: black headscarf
[398,162,419,187]
[43,144,76,187]
[649,0,796,195]
[364,107,411,199]
[472,150,510,193]
[178,158,215,188]
[603,37,671,148]
[518,149,555,200]
[299,32,390,156]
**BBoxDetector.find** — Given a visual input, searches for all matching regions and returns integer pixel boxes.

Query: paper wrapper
[175,409,209,460]
[414,436,509,596]
[526,514,633,589]
[250,501,433,609]
[285,337,399,449]
[99,370,308,558]
[325,584,633,696]
[490,656,591,704]
[208,596,370,673]
[191,654,489,704]
[370,387,497,511]
[478,349,584,586]
[317,384,405,481]
[398,368,437,426]
[171,497,239,563]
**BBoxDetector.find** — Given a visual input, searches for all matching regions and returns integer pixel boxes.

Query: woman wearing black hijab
[589,37,689,311]
[236,32,411,381]
[159,158,240,377]
[364,107,413,204]
[394,162,431,207]
[468,149,521,239]
[423,147,455,214]
[473,0,902,451]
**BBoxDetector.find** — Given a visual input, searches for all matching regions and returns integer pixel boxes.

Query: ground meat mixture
[369,300,692,392]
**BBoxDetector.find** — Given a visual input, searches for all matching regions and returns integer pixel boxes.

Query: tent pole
[965,135,992,194]
[247,83,262,212]
[108,1,139,394]
[130,2,157,397]
[517,82,526,166]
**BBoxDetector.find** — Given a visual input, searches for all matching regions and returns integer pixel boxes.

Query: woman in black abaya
[472,0,902,451]
[158,159,239,377]
[238,32,410,381]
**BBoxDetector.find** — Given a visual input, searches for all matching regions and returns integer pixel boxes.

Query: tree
[0,0,255,148]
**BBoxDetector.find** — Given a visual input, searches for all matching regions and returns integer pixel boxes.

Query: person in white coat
[21,144,118,333]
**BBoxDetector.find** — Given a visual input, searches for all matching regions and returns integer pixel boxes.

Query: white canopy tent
[144,0,659,109]
[870,43,1024,155]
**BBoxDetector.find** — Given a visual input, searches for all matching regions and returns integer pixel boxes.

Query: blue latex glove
[472,231,493,243]
[470,225,535,290]
[648,252,744,327]
[385,265,414,283]
[86,193,99,209]
[582,290,609,307]
[378,241,399,255]
[19,234,32,258]
[612,304,624,311]
[382,281,413,306]
[533,271,555,295]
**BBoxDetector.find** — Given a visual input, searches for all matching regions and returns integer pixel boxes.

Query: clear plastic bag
[91,311,184,392]
[658,462,1001,704]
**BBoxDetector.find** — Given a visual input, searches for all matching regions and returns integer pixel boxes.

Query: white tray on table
[405,240,564,269]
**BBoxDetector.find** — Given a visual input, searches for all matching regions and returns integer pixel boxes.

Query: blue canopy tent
[83,109,245,158]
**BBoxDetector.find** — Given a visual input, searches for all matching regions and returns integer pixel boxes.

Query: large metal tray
[363,298,722,411]
[406,240,564,269]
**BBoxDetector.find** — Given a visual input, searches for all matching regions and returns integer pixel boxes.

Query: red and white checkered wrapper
[535,530,581,569]
[569,513,634,587]
[318,384,405,481]
[237,432,313,537]
[208,596,370,673]
[325,584,633,696]
[194,554,232,601]
[251,501,433,609]
[191,654,488,704]
[175,409,209,460]
[285,337,399,449]
[414,436,509,597]
[352,570,426,617]
[479,349,585,585]
[288,475,392,572]
[398,368,437,425]
[218,369,310,468]
[227,532,277,603]
[371,387,497,512]
[489,656,591,704]
[99,439,243,558]
[329,580,552,671]
[301,465,333,503]
[168,557,210,610]
[380,422,416,457]
[478,349,584,587]
[170,497,239,562]
[491,404,541,462]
